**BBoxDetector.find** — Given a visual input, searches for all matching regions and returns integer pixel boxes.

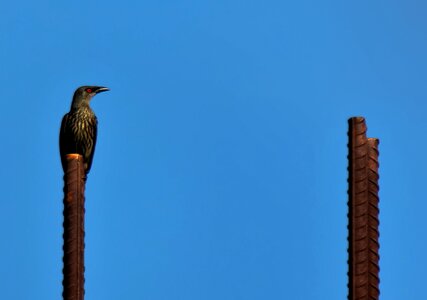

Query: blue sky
[1,1,426,299]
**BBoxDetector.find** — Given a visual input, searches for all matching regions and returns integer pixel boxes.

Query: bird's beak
[95,87,110,94]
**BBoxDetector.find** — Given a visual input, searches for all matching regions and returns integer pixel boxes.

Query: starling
[59,86,109,175]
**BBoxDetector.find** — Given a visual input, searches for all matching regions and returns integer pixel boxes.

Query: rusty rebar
[348,117,380,300]
[62,154,86,300]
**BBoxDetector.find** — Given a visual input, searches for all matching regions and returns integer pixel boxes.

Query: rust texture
[348,117,380,300]
[62,154,86,300]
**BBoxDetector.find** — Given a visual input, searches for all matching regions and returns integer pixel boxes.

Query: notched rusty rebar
[63,154,86,300]
[348,117,380,300]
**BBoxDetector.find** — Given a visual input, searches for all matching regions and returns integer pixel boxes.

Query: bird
[59,86,109,175]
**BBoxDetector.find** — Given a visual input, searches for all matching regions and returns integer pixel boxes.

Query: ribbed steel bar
[62,154,86,300]
[348,117,380,300]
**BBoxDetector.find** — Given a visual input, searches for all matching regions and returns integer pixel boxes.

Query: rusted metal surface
[348,117,380,300]
[62,154,86,300]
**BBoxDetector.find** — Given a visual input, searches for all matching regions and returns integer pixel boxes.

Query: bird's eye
[86,88,92,93]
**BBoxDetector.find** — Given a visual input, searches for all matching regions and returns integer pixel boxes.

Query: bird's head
[71,86,109,109]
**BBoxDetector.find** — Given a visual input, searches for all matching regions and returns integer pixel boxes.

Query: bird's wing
[85,115,98,173]
[59,113,69,172]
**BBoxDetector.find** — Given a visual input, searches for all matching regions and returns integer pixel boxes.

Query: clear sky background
[1,1,426,299]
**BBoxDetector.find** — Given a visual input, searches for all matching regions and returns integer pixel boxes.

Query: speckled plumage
[59,86,109,174]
